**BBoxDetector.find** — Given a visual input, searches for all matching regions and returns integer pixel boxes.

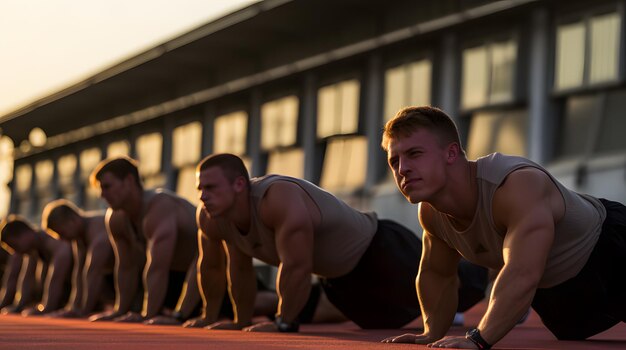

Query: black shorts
[319,219,487,329]
[532,198,626,340]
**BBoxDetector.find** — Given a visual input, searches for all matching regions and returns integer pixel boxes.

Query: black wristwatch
[466,328,492,349]
[274,316,299,332]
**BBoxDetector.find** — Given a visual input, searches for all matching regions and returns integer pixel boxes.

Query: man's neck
[122,186,145,221]
[230,190,251,234]
[430,160,478,224]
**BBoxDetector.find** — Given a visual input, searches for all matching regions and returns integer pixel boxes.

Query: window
[261,96,303,177]
[107,140,130,158]
[35,160,54,218]
[0,137,13,217]
[317,80,360,138]
[319,136,368,193]
[384,59,432,122]
[555,12,621,91]
[466,110,528,160]
[57,154,78,203]
[80,148,102,210]
[266,149,304,179]
[14,164,31,217]
[136,133,164,188]
[173,122,202,203]
[317,79,366,193]
[213,111,252,172]
[461,39,517,109]
[596,89,626,153]
[557,95,601,159]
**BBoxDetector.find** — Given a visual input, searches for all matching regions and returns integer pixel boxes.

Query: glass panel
[555,21,586,90]
[589,12,621,84]
[490,40,516,103]
[80,148,103,211]
[173,122,202,167]
[317,80,360,138]
[408,60,432,108]
[558,95,600,158]
[176,166,198,204]
[80,148,102,181]
[266,148,305,178]
[261,95,299,150]
[35,160,54,191]
[596,89,626,153]
[384,60,432,123]
[317,84,337,138]
[15,164,32,193]
[136,133,163,176]
[320,136,367,192]
[107,140,130,158]
[467,112,499,160]
[339,80,360,134]
[493,110,528,157]
[462,45,488,109]
[384,65,407,122]
[214,111,248,155]
[57,154,77,188]
[467,110,528,160]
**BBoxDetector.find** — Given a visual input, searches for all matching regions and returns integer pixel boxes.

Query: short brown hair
[0,215,35,244]
[381,106,465,156]
[197,153,250,187]
[41,199,82,232]
[90,156,142,188]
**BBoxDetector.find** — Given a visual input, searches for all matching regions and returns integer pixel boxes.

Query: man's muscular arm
[383,203,461,344]
[142,197,178,320]
[183,207,228,328]
[90,209,141,321]
[245,181,315,332]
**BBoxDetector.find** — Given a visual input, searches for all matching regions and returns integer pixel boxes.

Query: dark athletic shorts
[532,198,626,340]
[320,219,487,329]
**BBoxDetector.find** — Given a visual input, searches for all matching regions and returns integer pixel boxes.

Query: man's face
[98,172,131,210]
[387,129,450,204]
[197,166,239,218]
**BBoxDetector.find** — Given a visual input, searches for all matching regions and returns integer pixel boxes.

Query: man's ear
[446,142,461,163]
[233,176,247,193]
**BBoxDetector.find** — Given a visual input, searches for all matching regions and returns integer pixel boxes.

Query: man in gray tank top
[192,153,487,333]
[382,106,626,349]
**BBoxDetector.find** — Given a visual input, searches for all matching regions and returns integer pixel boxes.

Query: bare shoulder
[105,208,129,236]
[418,202,438,234]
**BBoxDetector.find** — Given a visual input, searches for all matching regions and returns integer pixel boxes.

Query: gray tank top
[215,175,378,278]
[430,153,606,288]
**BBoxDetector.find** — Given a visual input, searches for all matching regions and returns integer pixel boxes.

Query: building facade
[1,0,626,237]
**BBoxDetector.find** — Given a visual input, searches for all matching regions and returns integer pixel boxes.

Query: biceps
[420,231,459,277]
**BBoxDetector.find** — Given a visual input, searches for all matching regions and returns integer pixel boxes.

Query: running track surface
[0,302,624,349]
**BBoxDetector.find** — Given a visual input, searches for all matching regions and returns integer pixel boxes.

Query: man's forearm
[229,266,257,325]
[275,265,311,323]
[83,269,105,314]
[477,268,537,345]
[201,268,227,322]
[143,267,169,319]
[115,267,139,313]
[417,270,459,340]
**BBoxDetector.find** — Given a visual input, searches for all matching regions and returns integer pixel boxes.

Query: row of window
[6,6,626,219]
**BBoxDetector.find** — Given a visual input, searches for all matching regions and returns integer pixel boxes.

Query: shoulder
[418,202,440,235]
[496,167,556,198]
[105,208,128,233]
